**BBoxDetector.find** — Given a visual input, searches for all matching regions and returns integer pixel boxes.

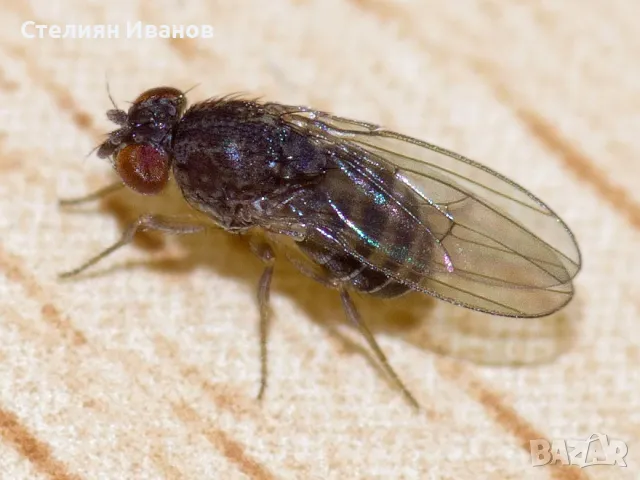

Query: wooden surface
[0,1,638,479]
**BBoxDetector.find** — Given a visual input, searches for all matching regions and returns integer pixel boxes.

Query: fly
[60,86,582,409]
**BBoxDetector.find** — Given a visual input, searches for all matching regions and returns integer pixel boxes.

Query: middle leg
[249,237,276,400]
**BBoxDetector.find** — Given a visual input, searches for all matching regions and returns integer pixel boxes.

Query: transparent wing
[270,105,581,317]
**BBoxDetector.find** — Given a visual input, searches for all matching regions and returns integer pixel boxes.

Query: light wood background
[0,1,638,479]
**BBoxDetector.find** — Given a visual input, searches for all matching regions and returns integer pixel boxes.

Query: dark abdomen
[299,234,412,298]
[295,167,432,299]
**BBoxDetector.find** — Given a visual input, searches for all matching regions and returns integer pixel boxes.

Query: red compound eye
[134,86,183,103]
[115,144,170,195]
[134,86,186,114]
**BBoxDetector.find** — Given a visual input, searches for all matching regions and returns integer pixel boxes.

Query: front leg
[58,181,124,206]
[60,214,206,278]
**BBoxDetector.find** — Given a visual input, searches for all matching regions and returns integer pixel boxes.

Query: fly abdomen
[297,168,433,298]
[298,231,419,298]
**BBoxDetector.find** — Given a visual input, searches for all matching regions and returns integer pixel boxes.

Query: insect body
[61,87,582,408]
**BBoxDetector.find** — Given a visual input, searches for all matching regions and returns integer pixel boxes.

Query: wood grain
[0,1,637,478]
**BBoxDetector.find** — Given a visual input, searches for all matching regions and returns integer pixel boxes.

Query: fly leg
[249,238,276,400]
[59,181,124,206]
[59,214,206,278]
[339,289,420,410]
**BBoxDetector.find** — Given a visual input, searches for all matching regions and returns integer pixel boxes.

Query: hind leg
[339,289,420,410]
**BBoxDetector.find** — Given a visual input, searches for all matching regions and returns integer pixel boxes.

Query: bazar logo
[530,434,627,468]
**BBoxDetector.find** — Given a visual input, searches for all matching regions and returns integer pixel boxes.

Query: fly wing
[270,105,581,317]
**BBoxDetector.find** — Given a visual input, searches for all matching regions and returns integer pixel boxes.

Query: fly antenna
[105,72,119,110]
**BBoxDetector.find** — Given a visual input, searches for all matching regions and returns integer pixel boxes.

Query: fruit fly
[60,86,582,408]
